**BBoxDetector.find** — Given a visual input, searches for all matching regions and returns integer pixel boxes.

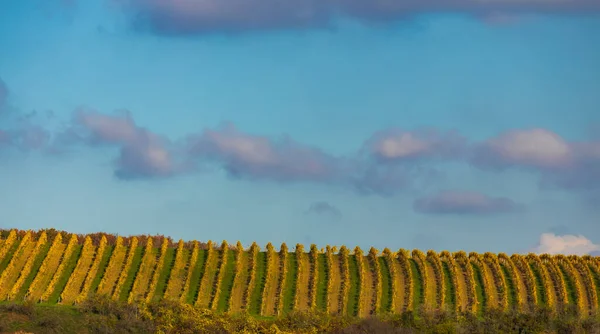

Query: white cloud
[533,233,600,256]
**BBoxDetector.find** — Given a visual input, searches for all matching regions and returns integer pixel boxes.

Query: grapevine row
[555,254,585,314]
[60,236,95,304]
[440,250,461,313]
[26,233,64,301]
[369,247,382,314]
[112,237,139,300]
[427,250,445,309]
[77,235,108,303]
[97,236,126,296]
[325,246,335,313]
[8,232,48,300]
[0,230,18,264]
[164,240,187,300]
[146,237,169,303]
[355,247,367,315]
[40,234,78,302]
[275,243,288,315]
[292,244,304,310]
[454,251,477,313]
[539,254,568,311]
[128,237,155,303]
[498,253,524,311]
[382,249,398,313]
[179,241,199,303]
[411,250,428,308]
[243,242,259,311]
[308,244,319,310]
[339,246,350,315]
[483,252,508,311]
[211,241,230,310]
[569,255,598,313]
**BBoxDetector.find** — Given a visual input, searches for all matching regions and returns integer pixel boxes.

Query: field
[1,228,599,319]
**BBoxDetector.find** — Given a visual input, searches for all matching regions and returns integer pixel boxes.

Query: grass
[118,246,144,302]
[152,247,176,302]
[529,262,547,307]
[410,259,424,309]
[379,257,392,313]
[47,245,83,304]
[88,245,114,296]
[316,254,328,312]
[216,250,236,312]
[185,249,207,304]
[441,261,455,311]
[248,252,267,315]
[282,253,297,314]
[500,263,517,309]
[347,255,359,317]
[471,263,486,314]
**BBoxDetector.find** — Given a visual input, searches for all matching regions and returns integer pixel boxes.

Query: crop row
[1,229,599,317]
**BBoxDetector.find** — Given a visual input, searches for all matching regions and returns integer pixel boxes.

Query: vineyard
[1,229,599,319]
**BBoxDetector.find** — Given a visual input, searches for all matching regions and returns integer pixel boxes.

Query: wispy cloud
[413,190,525,215]
[305,201,342,219]
[106,0,600,35]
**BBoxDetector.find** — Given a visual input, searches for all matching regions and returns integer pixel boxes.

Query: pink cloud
[186,123,344,183]
[366,128,467,162]
[68,108,178,179]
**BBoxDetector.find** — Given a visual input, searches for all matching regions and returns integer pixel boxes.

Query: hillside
[1,228,599,318]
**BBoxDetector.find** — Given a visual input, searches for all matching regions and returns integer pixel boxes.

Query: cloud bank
[1,78,598,202]
[413,190,524,215]
[112,0,600,34]
[533,233,600,256]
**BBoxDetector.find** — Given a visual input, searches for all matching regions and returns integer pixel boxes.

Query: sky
[0,0,599,255]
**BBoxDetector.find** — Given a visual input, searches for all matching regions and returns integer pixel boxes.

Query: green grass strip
[500,263,517,309]
[217,250,236,312]
[15,243,51,300]
[248,252,267,315]
[118,246,145,302]
[409,259,424,309]
[528,262,547,306]
[185,249,207,304]
[441,261,455,310]
[282,253,297,314]
[89,245,114,296]
[316,253,328,312]
[152,247,176,302]
[471,263,486,314]
[379,257,392,313]
[347,255,359,317]
[47,245,83,304]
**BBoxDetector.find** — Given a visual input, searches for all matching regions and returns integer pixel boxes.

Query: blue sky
[1,0,599,255]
